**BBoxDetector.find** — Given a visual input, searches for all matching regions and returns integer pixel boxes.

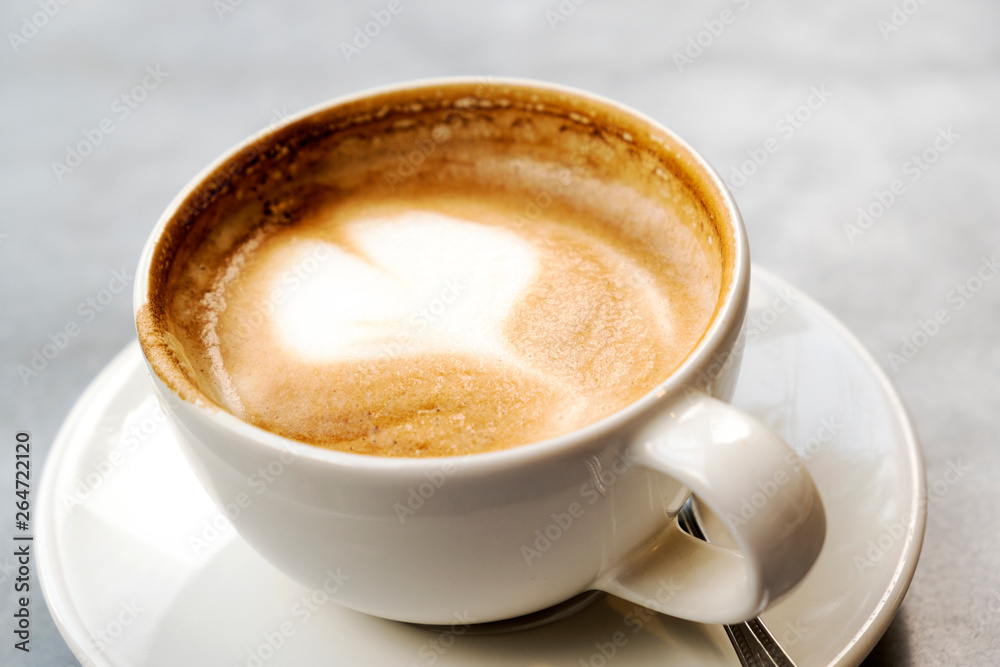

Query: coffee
[137,82,729,457]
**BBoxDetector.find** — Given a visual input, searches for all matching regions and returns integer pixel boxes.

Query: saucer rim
[38,340,137,667]
[752,266,926,666]
[36,266,927,667]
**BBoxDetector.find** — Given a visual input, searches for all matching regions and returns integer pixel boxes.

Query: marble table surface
[2,0,998,664]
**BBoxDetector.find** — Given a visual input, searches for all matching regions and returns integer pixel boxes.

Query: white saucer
[38,267,925,667]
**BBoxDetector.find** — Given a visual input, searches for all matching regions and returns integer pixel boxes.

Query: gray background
[1,0,998,665]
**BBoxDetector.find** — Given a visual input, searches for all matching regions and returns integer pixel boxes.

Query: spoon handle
[677,499,800,667]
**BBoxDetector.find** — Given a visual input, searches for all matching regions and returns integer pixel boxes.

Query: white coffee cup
[133,78,825,626]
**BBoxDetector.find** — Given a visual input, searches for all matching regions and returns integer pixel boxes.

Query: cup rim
[133,75,750,472]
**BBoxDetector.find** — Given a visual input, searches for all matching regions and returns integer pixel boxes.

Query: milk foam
[272,212,539,364]
[143,86,728,457]
[184,193,718,456]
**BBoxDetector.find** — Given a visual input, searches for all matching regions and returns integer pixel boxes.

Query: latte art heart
[270,212,538,364]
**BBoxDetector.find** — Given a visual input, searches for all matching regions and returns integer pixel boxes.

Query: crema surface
[138,83,728,456]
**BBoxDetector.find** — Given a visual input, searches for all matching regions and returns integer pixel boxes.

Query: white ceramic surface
[37,268,925,667]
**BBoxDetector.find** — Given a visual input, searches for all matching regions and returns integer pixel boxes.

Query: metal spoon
[676,498,799,667]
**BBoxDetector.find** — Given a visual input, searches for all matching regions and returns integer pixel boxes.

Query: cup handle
[593,390,826,625]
